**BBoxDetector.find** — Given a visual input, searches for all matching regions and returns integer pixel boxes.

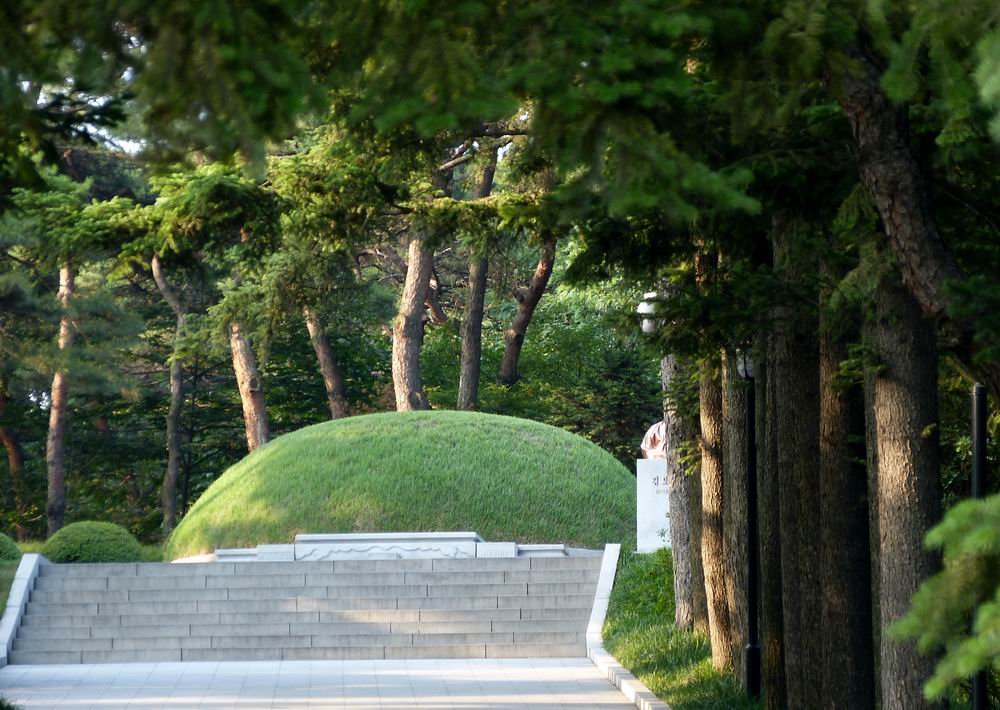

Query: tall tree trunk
[871,269,943,709]
[662,353,697,630]
[688,420,710,636]
[457,146,498,410]
[303,305,349,419]
[864,321,883,710]
[722,350,749,681]
[46,263,76,536]
[0,375,29,540]
[392,234,433,411]
[758,334,787,708]
[833,50,1000,400]
[497,237,556,386]
[772,223,822,709]
[699,357,733,670]
[151,254,186,532]
[229,321,270,451]
[819,275,875,709]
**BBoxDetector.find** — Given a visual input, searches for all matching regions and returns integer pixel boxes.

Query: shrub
[893,493,1000,701]
[0,533,20,561]
[0,696,21,710]
[42,522,144,563]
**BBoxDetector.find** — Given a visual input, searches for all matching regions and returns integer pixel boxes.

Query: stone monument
[637,421,671,553]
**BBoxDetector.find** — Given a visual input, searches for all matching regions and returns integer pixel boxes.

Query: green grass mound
[166,411,636,560]
[42,521,144,563]
[0,533,19,561]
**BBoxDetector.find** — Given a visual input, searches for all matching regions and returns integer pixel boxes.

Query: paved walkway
[0,658,635,709]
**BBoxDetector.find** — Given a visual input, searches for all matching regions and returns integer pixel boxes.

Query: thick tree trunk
[303,305,349,419]
[834,50,1000,400]
[699,357,733,670]
[229,321,270,451]
[819,284,875,709]
[771,224,822,709]
[661,354,697,630]
[151,255,186,532]
[871,270,943,709]
[758,335,787,709]
[688,446,710,636]
[0,376,29,540]
[864,322,883,710]
[46,263,76,536]
[392,234,433,411]
[721,351,749,679]
[457,148,498,410]
[457,256,489,410]
[497,238,555,386]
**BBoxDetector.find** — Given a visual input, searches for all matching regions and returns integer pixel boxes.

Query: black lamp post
[970,383,988,710]
[738,352,761,699]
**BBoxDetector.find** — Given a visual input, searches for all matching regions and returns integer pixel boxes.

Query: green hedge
[0,533,19,561]
[42,522,144,563]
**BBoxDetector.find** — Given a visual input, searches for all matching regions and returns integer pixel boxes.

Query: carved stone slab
[293,532,484,561]
[256,544,295,561]
[476,542,517,558]
[636,459,670,553]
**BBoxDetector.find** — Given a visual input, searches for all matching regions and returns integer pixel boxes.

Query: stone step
[15,555,604,665]
[13,630,587,656]
[9,640,588,665]
[37,556,601,580]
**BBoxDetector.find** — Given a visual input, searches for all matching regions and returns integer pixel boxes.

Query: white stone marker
[636,458,670,553]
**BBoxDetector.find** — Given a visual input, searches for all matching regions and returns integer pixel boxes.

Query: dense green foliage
[894,494,1000,701]
[604,550,758,709]
[41,521,144,563]
[166,411,635,559]
[0,533,19,561]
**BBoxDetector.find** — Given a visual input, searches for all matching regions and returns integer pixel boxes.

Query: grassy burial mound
[166,411,636,560]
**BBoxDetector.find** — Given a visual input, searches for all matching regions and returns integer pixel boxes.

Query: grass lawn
[166,411,636,559]
[604,549,760,710]
[0,560,17,608]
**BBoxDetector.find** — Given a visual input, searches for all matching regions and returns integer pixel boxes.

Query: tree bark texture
[392,234,433,411]
[699,358,733,670]
[46,263,76,536]
[864,320,883,710]
[151,255,186,532]
[303,305,350,419]
[458,256,489,410]
[688,446,710,636]
[497,238,555,386]
[758,335,787,709]
[721,351,749,679]
[661,354,696,630]
[834,49,1000,400]
[229,321,270,451]
[819,288,875,709]
[771,225,822,709]
[457,146,498,411]
[871,270,943,710]
[0,375,29,540]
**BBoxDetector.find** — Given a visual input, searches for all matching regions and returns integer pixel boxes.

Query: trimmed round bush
[0,533,19,561]
[42,521,144,563]
[167,411,636,559]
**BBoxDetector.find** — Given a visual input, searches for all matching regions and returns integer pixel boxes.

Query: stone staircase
[9,556,603,664]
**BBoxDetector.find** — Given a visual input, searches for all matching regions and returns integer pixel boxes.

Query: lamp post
[637,291,661,334]
[737,351,761,699]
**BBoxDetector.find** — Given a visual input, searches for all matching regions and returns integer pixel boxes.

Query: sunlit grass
[166,411,636,559]
[604,549,760,710]
[0,561,17,608]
